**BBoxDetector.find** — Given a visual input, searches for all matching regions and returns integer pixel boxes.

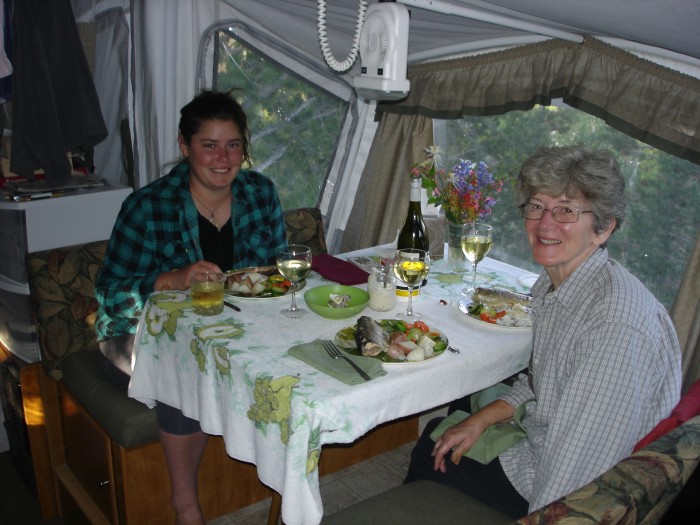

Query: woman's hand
[432,417,486,472]
[432,399,515,472]
[155,261,223,291]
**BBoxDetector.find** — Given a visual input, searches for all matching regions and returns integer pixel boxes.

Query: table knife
[224,300,241,312]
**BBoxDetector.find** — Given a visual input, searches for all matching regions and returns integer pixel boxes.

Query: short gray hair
[516,146,625,235]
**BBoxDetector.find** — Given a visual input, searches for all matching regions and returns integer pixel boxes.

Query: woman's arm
[94,190,203,338]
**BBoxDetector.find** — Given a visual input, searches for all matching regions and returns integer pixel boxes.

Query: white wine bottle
[397,175,430,252]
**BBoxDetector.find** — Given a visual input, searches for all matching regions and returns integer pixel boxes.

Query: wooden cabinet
[20,361,277,524]
[61,388,117,523]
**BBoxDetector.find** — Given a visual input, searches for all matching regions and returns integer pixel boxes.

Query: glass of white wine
[461,223,493,296]
[276,244,312,318]
[393,248,430,319]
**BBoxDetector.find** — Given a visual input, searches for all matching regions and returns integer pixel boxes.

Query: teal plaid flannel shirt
[94,161,287,340]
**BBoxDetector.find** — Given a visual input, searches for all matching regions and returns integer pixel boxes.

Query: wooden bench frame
[20,356,418,524]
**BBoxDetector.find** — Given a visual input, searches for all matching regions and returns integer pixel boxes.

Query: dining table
[128,244,537,525]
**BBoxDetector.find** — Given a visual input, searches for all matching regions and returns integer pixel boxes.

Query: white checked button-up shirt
[498,248,681,512]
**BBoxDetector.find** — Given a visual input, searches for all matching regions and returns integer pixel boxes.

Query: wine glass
[393,248,430,319]
[461,223,493,296]
[276,244,312,318]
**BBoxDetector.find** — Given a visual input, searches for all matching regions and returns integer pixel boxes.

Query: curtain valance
[378,37,700,164]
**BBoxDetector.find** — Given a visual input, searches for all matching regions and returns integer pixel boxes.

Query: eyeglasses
[518,203,593,223]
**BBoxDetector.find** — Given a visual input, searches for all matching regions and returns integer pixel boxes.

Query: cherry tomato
[414,320,430,332]
[480,312,498,324]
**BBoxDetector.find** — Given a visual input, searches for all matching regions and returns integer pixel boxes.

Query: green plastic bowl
[303,285,370,319]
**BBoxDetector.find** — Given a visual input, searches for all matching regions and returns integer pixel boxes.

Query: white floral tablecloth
[128,247,536,525]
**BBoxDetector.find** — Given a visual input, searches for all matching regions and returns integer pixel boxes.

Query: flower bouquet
[412,146,502,224]
[412,146,502,264]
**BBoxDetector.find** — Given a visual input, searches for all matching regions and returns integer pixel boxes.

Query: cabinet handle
[98,479,110,488]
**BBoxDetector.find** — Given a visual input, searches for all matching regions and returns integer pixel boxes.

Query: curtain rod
[408,35,551,63]
[397,0,584,44]
[597,37,700,72]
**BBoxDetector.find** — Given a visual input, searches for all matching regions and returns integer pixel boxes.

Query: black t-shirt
[197,214,234,271]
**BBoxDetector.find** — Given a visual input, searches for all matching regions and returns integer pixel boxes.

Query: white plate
[379,346,446,366]
[333,319,448,365]
[458,299,532,331]
[519,274,538,289]
[225,265,306,299]
[224,280,306,300]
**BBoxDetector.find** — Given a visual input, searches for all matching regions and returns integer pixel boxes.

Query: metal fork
[322,340,372,381]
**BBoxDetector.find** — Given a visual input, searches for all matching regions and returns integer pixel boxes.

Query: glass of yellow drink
[191,272,226,315]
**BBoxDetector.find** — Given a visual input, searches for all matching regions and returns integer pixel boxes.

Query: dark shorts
[404,417,529,519]
[99,334,202,436]
[155,401,202,435]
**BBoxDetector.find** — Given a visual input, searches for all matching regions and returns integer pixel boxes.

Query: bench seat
[59,350,157,449]
[322,416,700,525]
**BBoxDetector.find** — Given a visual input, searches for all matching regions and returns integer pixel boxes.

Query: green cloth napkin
[288,340,387,385]
[471,382,512,412]
[430,384,531,465]
[430,406,527,464]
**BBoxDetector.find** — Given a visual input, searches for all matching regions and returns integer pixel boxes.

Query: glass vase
[445,220,471,268]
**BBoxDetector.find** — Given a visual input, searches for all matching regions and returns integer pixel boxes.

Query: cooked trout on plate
[355,316,390,356]
[335,317,448,364]
[472,287,532,307]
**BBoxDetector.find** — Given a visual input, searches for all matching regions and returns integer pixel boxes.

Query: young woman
[94,90,287,524]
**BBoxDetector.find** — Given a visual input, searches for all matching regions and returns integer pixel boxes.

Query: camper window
[201,28,349,211]
[434,104,700,309]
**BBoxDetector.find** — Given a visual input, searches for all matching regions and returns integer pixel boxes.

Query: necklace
[191,192,229,229]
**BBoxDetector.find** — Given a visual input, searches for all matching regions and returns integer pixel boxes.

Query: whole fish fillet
[473,287,532,307]
[355,316,390,357]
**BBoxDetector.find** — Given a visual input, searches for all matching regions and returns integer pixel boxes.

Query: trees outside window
[207,30,348,210]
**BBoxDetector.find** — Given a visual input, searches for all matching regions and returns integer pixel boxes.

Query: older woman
[405,146,681,518]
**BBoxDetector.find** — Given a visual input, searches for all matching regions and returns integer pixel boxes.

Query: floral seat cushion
[26,240,108,365]
[283,207,327,255]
